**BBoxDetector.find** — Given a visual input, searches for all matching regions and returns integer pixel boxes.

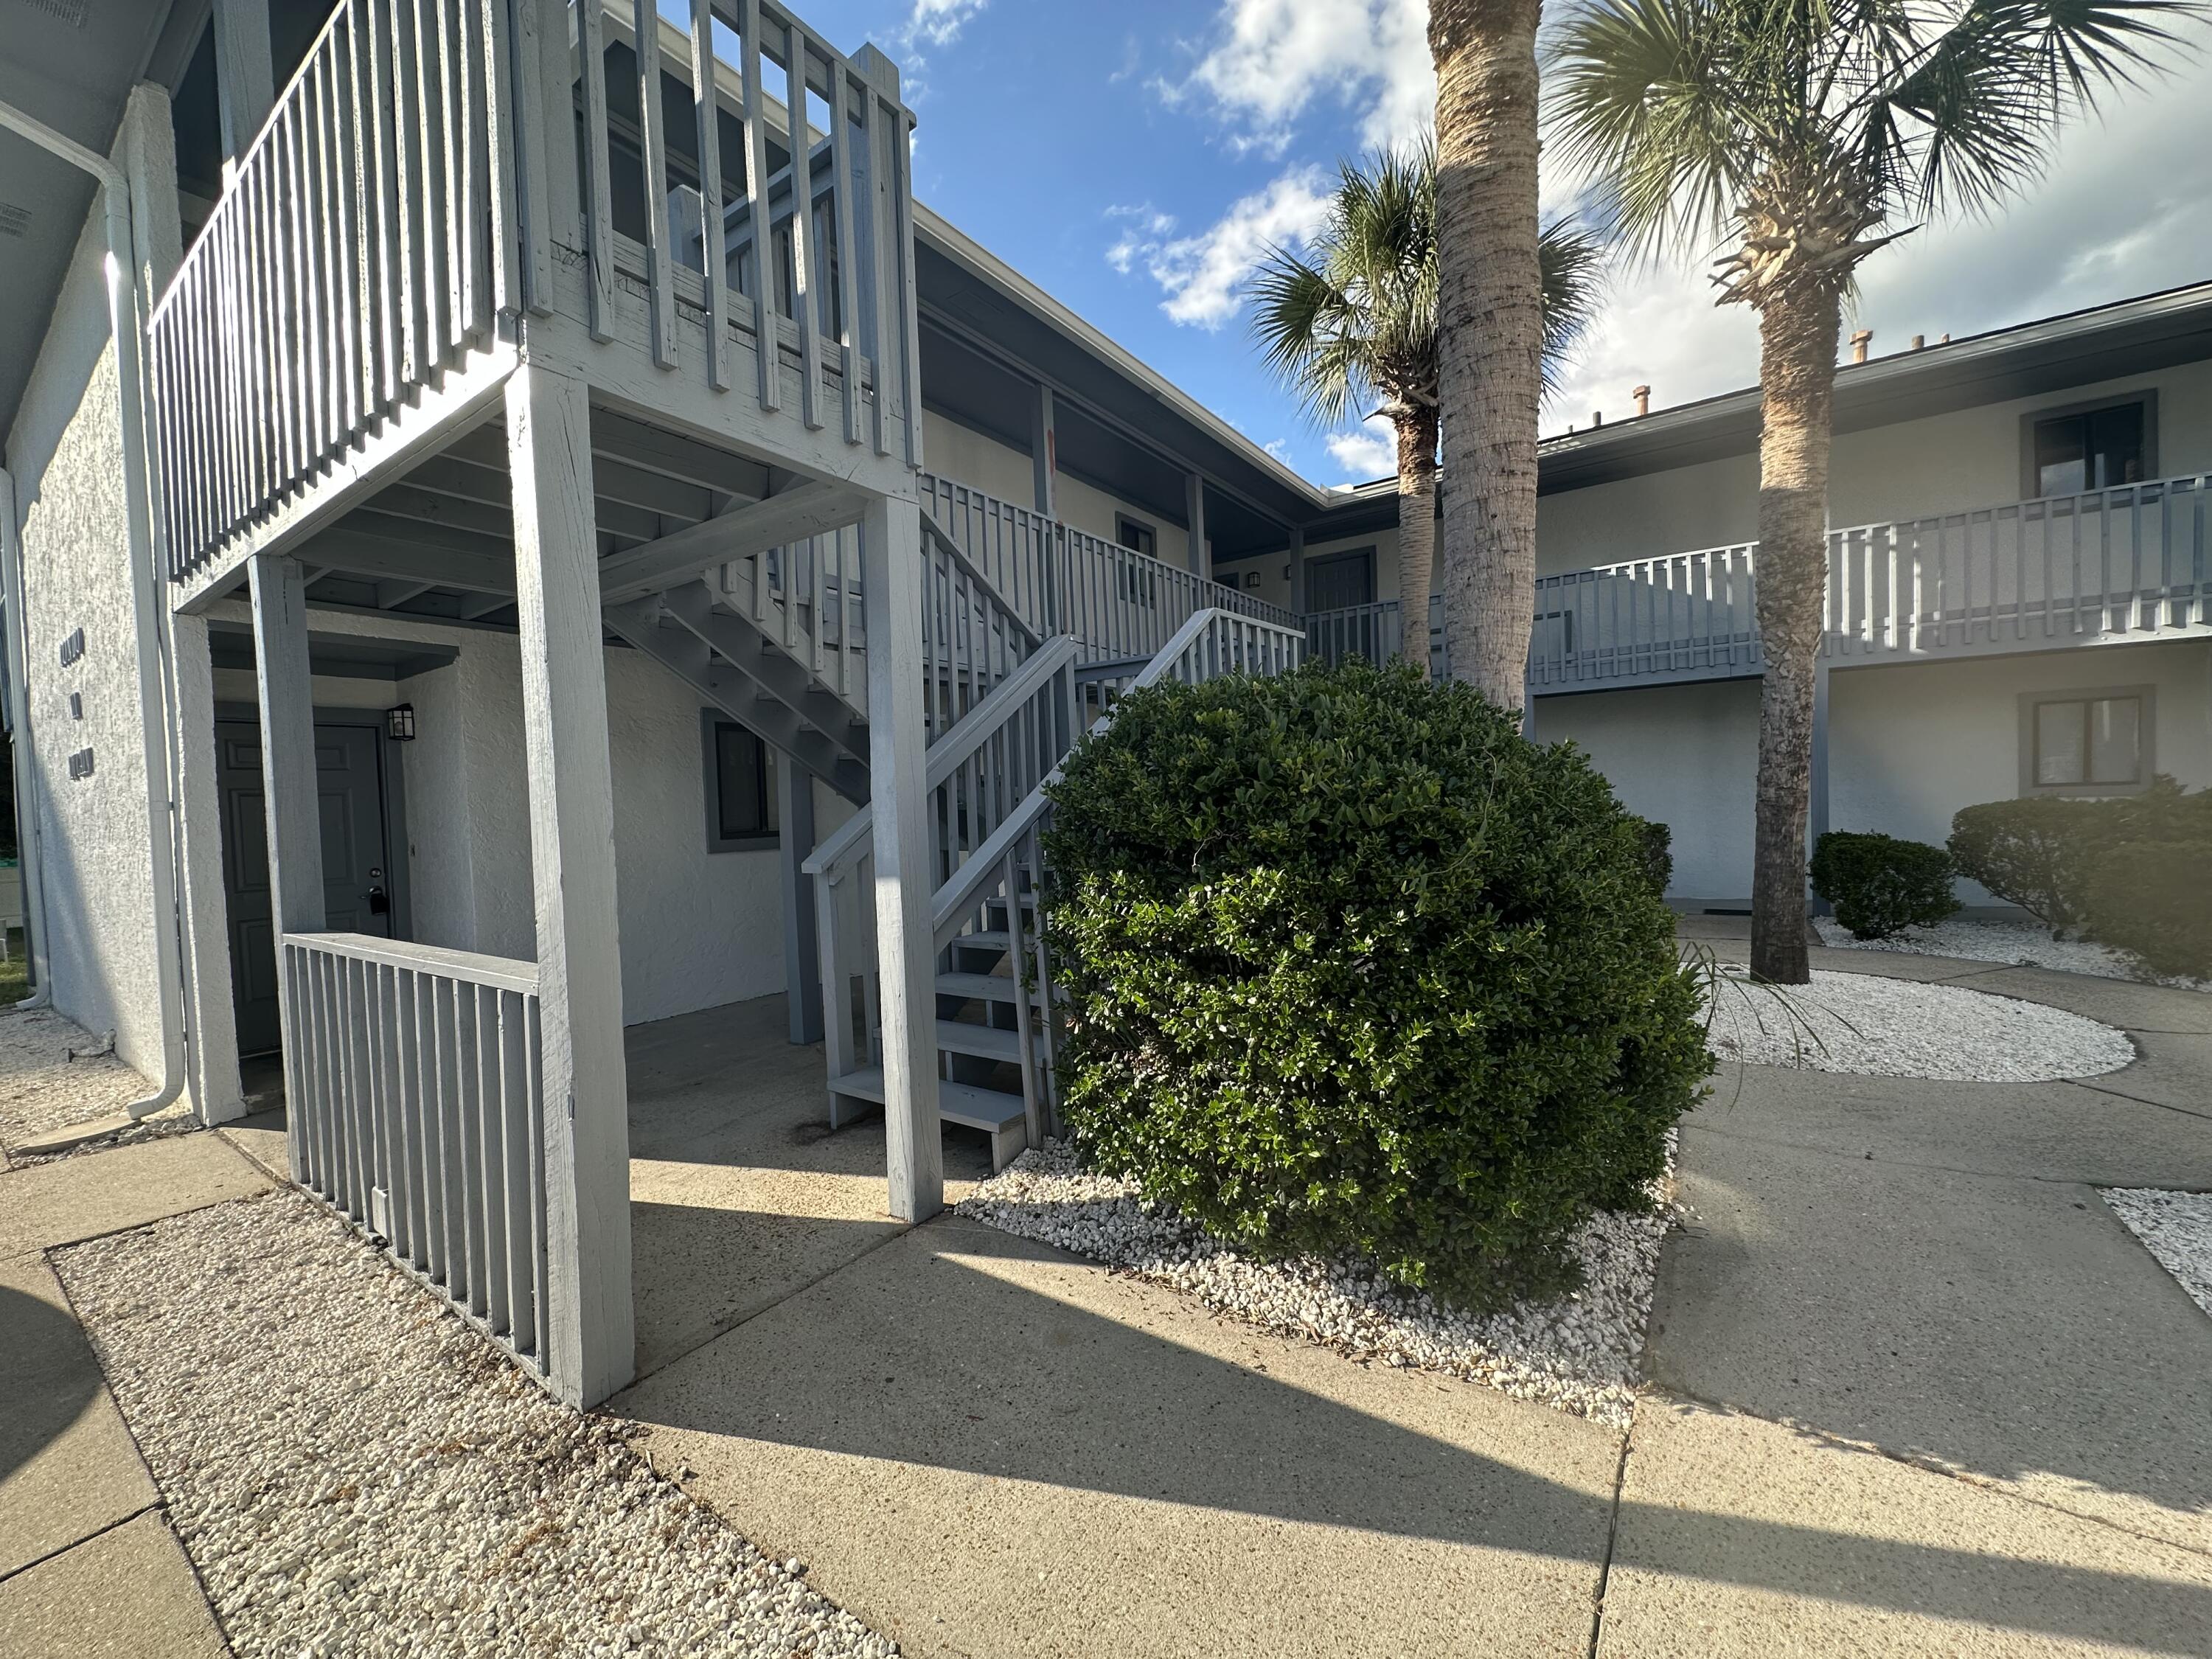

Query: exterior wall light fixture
[386,703,417,742]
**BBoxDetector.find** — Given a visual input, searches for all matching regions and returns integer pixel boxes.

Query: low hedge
[1950,778,2212,978]
[1040,658,1711,1308]
[1808,831,1960,939]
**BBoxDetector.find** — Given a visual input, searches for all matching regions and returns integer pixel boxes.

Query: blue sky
[790,0,2212,492]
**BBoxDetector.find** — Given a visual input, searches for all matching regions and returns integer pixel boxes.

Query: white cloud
[1545,74,2212,436]
[1169,0,1433,154]
[1326,416,1398,481]
[1264,437,1294,460]
[1111,170,1334,329]
[902,0,986,49]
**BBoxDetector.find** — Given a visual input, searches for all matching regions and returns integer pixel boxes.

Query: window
[1115,515,1157,558]
[2019,688,2153,795]
[2026,397,2152,498]
[702,714,776,851]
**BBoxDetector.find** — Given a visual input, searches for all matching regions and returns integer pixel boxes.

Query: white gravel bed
[956,1135,1677,1427]
[2102,1189,2212,1321]
[1704,967,2135,1081]
[0,1005,175,1154]
[1813,914,2209,992]
[57,1191,897,1659]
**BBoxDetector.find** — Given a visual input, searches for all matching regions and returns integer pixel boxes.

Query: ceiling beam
[588,408,775,502]
[305,527,515,595]
[597,481,863,606]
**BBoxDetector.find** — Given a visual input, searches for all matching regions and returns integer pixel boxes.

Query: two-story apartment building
[1276,287,2212,903]
[4,0,2206,1405]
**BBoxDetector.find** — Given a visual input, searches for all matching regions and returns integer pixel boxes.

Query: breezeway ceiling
[0,0,175,445]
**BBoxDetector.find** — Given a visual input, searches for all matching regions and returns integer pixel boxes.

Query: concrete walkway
[618,947,2212,1658]
[0,1117,269,1657]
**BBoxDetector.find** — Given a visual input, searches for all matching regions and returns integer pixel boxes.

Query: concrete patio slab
[619,1211,1624,1659]
[1653,1121,2212,1553]
[0,1255,160,1579]
[215,1107,288,1182]
[1695,1062,2212,1189]
[626,995,990,1378]
[0,1510,228,1659]
[0,1132,269,1262]
[1599,1396,2212,1658]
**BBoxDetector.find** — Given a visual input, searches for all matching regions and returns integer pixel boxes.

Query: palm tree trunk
[1430,0,1543,711]
[1748,283,1843,985]
[1394,408,1440,677]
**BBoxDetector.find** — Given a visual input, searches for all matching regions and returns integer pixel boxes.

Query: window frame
[1306,546,1378,611]
[1114,513,1158,558]
[700,712,779,853]
[2016,684,2156,797]
[2019,391,2157,501]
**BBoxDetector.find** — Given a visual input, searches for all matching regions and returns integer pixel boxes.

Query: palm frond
[1537,220,1608,396]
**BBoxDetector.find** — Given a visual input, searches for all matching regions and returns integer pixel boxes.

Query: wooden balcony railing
[147,0,923,585]
[1309,473,2212,689]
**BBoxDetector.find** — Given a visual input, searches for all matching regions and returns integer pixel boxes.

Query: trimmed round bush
[1808,830,1961,939]
[1948,797,2108,926]
[1040,658,1711,1308]
[1632,817,1674,899]
[2082,841,2212,980]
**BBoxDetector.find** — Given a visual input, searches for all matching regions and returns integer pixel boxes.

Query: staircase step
[936,971,1039,1006]
[831,1066,1028,1133]
[951,930,1013,957]
[933,1018,1023,1063]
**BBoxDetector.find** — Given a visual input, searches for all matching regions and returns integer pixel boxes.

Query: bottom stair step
[831,1065,1027,1135]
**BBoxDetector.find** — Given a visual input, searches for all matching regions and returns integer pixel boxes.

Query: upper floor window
[2028,397,2150,498]
[1116,515,1157,558]
[2020,687,2152,795]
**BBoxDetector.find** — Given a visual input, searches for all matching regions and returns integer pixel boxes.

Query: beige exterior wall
[1531,359,2212,577]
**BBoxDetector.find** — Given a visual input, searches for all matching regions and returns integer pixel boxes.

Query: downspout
[0,468,54,1008]
[0,100,188,1119]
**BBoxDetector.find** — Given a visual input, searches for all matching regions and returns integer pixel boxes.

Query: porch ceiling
[291,406,811,628]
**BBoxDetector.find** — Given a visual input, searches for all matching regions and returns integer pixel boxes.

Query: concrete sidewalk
[622,948,2212,1658]
[0,1127,269,1658]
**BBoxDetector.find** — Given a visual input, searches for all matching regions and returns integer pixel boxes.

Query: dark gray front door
[218,720,395,1057]
[1308,546,1376,611]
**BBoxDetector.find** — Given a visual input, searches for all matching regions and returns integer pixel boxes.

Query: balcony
[1305,473,2212,689]
[146,0,922,598]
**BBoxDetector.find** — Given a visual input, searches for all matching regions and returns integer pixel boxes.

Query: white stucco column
[506,363,635,1407]
[862,491,943,1222]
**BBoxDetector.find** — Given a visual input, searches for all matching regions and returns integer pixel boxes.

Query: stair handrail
[802,633,1084,882]
[928,608,1305,949]
[921,508,1044,653]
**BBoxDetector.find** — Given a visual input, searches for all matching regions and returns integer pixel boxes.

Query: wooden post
[862,492,943,1222]
[1286,524,1306,613]
[248,554,326,1176]
[779,756,824,1045]
[211,0,275,172]
[1185,472,1207,577]
[505,364,635,1407]
[1030,384,1058,520]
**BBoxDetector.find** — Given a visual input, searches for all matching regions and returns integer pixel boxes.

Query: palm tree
[1430,0,1549,708]
[1547,0,2201,984]
[1251,142,1601,675]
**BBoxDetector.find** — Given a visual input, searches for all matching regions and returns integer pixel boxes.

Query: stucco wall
[4,88,181,1081]
[1829,637,2212,902]
[1537,678,1763,904]
[204,604,791,1026]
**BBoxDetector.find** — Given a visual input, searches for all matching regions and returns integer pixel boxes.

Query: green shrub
[1808,831,1961,940]
[1040,658,1711,1308]
[1947,797,2106,926]
[1949,779,2212,930]
[1632,818,1674,898]
[2080,841,2212,981]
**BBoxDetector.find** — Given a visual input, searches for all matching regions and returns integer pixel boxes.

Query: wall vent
[0,203,30,240]
[20,0,90,25]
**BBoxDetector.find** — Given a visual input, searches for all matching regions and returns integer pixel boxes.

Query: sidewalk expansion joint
[0,1501,164,1587]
